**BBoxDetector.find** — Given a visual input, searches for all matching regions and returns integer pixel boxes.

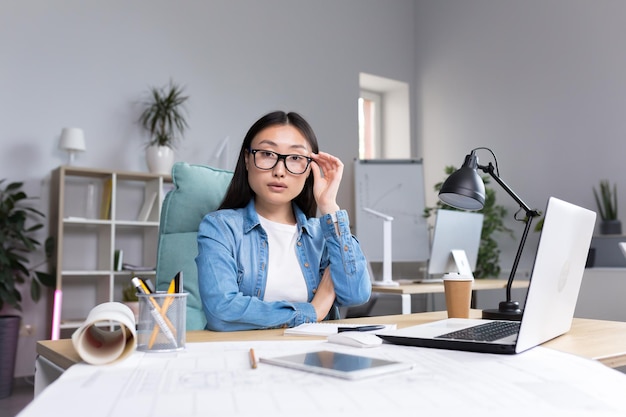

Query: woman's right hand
[310,152,343,215]
[311,267,336,321]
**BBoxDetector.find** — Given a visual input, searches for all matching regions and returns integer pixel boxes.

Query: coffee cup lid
[442,273,474,281]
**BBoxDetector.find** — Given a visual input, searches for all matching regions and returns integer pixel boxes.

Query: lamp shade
[438,152,485,211]
[59,127,86,152]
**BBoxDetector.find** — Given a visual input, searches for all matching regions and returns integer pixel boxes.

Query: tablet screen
[259,350,413,380]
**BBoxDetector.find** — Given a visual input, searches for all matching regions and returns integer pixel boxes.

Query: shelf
[59,320,86,330]
[63,217,112,225]
[49,166,172,339]
[60,270,112,276]
[114,220,160,227]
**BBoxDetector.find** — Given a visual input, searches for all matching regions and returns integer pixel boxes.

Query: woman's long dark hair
[218,111,320,218]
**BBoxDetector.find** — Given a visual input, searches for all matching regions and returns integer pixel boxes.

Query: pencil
[249,348,257,369]
[148,278,177,349]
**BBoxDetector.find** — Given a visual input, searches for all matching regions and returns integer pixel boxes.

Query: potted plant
[0,180,55,399]
[424,166,514,278]
[138,79,189,175]
[593,180,621,235]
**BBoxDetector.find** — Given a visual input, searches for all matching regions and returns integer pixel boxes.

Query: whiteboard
[353,159,430,263]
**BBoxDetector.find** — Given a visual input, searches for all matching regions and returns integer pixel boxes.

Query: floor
[0,377,34,417]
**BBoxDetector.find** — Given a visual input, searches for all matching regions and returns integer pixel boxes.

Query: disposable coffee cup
[137,293,187,352]
[442,273,473,318]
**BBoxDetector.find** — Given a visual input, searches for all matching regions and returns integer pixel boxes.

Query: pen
[249,348,257,369]
[142,278,156,293]
[337,325,386,333]
[132,277,178,348]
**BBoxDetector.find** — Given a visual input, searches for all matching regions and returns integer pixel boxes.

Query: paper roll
[71,302,137,365]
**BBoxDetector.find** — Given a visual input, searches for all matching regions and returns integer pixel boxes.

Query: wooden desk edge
[36,311,626,370]
[37,339,82,370]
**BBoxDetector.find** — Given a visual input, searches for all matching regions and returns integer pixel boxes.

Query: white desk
[372,279,529,314]
[27,313,626,416]
[34,309,626,394]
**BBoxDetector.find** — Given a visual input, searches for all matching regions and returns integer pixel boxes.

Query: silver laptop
[377,197,596,354]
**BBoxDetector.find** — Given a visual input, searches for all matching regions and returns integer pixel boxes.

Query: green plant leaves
[0,180,56,311]
[593,180,618,221]
[138,80,189,149]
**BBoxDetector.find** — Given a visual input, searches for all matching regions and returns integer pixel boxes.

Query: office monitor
[427,209,483,279]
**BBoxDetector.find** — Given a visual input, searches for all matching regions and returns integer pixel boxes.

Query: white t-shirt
[258,215,308,303]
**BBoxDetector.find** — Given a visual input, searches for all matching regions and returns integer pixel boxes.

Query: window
[358,73,410,160]
[358,90,382,159]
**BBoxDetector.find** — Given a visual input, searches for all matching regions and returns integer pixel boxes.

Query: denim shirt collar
[242,199,312,236]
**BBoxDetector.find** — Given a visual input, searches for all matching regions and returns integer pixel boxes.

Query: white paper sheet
[22,340,626,417]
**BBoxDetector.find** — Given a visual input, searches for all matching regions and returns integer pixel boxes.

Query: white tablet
[259,350,413,380]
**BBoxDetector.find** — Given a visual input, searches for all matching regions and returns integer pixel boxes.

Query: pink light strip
[51,289,62,340]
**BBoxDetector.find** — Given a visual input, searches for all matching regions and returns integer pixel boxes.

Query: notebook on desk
[377,197,596,354]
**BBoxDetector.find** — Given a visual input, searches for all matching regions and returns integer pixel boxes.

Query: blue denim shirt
[195,200,371,331]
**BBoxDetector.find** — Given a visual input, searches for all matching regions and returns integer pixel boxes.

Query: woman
[196,111,371,331]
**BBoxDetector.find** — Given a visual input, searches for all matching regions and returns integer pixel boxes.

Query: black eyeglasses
[249,149,312,175]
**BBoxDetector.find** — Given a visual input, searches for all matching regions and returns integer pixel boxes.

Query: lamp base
[481,300,523,321]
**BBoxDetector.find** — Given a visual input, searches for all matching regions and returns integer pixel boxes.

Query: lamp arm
[505,215,534,302]
[477,162,540,305]
[477,162,540,217]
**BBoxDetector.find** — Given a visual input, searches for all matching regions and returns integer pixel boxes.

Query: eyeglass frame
[248,148,313,175]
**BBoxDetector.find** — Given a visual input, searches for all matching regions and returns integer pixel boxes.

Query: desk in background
[372,279,529,314]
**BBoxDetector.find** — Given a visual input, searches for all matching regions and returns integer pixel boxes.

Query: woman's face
[245,124,312,214]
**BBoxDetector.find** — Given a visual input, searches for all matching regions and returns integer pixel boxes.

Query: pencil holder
[136,293,187,352]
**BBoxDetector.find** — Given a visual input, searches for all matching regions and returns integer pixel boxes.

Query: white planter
[146,145,175,175]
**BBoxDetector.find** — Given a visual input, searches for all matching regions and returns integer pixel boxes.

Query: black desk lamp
[438,148,540,321]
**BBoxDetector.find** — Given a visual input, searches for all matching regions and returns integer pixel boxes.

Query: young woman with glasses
[196,111,372,331]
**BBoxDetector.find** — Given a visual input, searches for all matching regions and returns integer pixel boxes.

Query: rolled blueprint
[71,302,137,365]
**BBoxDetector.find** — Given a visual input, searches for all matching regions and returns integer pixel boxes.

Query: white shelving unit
[49,166,172,339]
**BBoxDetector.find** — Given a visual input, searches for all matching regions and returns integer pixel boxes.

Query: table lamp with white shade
[59,127,86,165]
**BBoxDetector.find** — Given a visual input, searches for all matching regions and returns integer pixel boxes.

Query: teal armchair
[155,162,233,330]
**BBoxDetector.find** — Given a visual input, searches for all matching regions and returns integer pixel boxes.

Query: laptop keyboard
[435,321,520,342]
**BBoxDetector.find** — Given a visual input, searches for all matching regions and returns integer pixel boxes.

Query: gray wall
[2,0,418,376]
[416,0,626,273]
[2,1,418,212]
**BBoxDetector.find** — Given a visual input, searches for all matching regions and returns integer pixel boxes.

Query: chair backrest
[156,162,233,330]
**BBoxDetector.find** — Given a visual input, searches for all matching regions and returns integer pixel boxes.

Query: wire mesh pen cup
[136,293,187,352]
